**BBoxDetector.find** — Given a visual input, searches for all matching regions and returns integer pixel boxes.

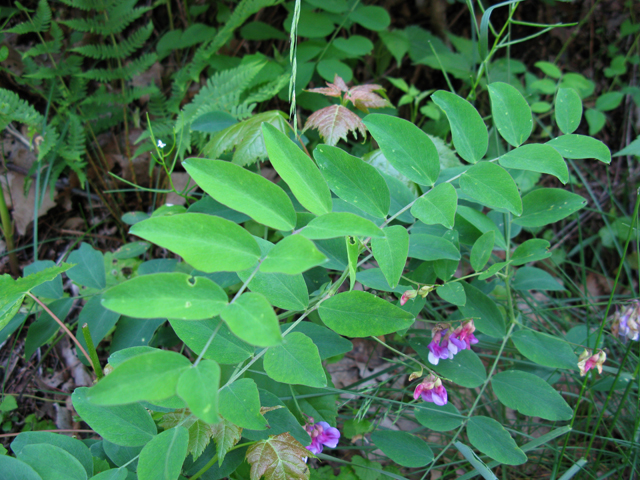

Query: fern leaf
[60,1,151,35]
[79,53,158,81]
[37,126,59,161]
[71,22,153,59]
[302,104,366,146]
[58,114,85,163]
[243,72,291,105]
[0,88,44,129]
[57,0,121,11]
[7,0,51,34]
[23,21,63,58]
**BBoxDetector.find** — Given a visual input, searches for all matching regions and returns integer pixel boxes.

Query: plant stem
[81,323,103,380]
[0,180,19,276]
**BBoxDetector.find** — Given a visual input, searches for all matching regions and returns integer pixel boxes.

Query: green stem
[0,179,19,276]
[81,323,103,380]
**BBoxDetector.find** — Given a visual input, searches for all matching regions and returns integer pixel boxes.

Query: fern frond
[57,0,121,11]
[243,72,290,105]
[84,105,124,132]
[0,88,44,129]
[79,53,158,82]
[167,66,192,113]
[58,114,86,163]
[71,22,153,59]
[23,21,63,59]
[7,0,51,34]
[148,92,169,119]
[60,0,151,35]
[81,85,159,107]
[229,103,256,120]
[37,126,59,161]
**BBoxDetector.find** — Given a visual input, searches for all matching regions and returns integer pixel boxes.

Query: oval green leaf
[459,282,506,338]
[299,212,384,239]
[260,235,328,275]
[349,5,390,31]
[0,455,42,480]
[411,183,458,228]
[511,239,551,266]
[137,427,189,480]
[513,188,586,228]
[102,273,228,321]
[183,158,297,231]
[488,82,533,147]
[319,290,415,337]
[546,134,611,164]
[409,234,460,261]
[492,370,573,421]
[17,444,87,480]
[72,387,157,447]
[414,402,464,432]
[11,432,92,477]
[262,123,332,216]
[130,214,260,273]
[263,332,327,388]
[513,266,565,291]
[371,225,409,289]
[314,144,390,218]
[87,350,191,405]
[219,378,267,430]
[555,87,583,135]
[467,416,527,465]
[436,282,466,306]
[431,349,486,388]
[460,162,522,216]
[238,269,309,311]
[431,90,488,164]
[221,292,282,347]
[498,144,569,184]
[177,360,220,424]
[363,114,440,186]
[470,231,495,272]
[371,430,433,467]
[511,330,577,370]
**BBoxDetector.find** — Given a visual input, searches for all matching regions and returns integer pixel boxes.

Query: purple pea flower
[413,373,448,406]
[427,324,451,365]
[449,320,479,352]
[612,301,640,341]
[304,420,340,455]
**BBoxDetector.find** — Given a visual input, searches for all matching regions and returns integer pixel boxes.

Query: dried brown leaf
[302,105,366,146]
[260,405,284,415]
[246,432,310,480]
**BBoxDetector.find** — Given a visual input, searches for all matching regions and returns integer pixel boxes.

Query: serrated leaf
[488,82,533,147]
[160,411,216,461]
[498,144,569,184]
[204,111,289,166]
[262,123,332,216]
[210,417,243,463]
[431,90,488,164]
[411,183,457,228]
[246,433,310,480]
[302,105,366,146]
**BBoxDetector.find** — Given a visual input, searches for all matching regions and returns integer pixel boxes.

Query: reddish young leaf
[246,432,310,480]
[345,84,391,112]
[302,104,366,146]
[305,75,347,98]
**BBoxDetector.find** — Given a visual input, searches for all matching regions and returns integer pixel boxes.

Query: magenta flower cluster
[427,320,479,365]
[304,420,340,455]
[413,373,448,405]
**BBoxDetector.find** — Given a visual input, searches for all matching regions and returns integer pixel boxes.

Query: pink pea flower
[449,320,479,352]
[304,420,340,455]
[427,324,451,365]
[413,373,448,406]
[612,301,640,341]
[578,349,606,376]
[400,289,417,306]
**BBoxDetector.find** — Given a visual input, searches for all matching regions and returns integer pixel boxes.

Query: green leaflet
[177,360,221,424]
[137,427,189,480]
[319,290,414,337]
[431,90,488,164]
[262,122,332,216]
[263,332,327,388]
[411,183,458,228]
[314,144,390,219]
[488,82,533,147]
[363,114,440,186]
[371,225,409,289]
[101,273,228,321]
[371,430,433,467]
[220,292,283,347]
[130,214,261,273]
[466,416,527,466]
[555,87,583,135]
[183,158,297,231]
[459,162,522,216]
[513,188,586,227]
[260,235,328,275]
[299,212,384,240]
[498,144,569,184]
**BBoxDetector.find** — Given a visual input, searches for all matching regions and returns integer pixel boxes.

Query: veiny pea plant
[2,0,638,479]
